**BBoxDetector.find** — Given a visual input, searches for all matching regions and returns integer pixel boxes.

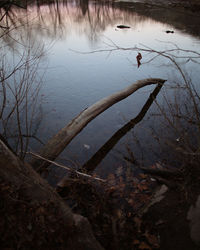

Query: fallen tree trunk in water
[0,139,104,249]
[81,83,163,173]
[29,78,166,172]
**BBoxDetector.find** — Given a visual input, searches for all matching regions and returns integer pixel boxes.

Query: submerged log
[29,78,166,172]
[0,139,103,249]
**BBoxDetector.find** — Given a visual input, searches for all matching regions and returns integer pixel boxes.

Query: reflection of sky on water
[2,1,200,171]
[42,11,200,171]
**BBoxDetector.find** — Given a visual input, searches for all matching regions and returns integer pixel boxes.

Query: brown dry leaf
[36,207,45,215]
[133,177,140,184]
[137,183,148,191]
[139,173,147,179]
[57,176,68,188]
[138,241,151,249]
[116,166,123,176]
[133,216,142,232]
[116,209,123,218]
[1,185,10,191]
[127,212,132,217]
[144,231,160,248]
[148,235,159,248]
[128,198,134,206]
[136,52,142,68]
[107,186,117,195]
[155,162,163,169]
[119,183,126,190]
[134,201,143,211]
[107,173,115,180]
[119,176,124,183]
[109,186,117,192]
[137,194,151,204]
[107,173,116,185]
[92,173,99,178]
[133,239,140,245]
[155,219,165,226]
[141,184,149,191]
[130,192,136,198]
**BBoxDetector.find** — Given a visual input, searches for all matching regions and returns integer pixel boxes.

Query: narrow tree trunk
[29,78,166,172]
[0,139,103,250]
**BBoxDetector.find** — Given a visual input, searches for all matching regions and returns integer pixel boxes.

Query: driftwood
[140,167,182,178]
[0,139,103,249]
[30,78,166,172]
[81,83,163,173]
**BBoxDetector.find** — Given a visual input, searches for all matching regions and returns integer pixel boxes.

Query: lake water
[1,0,200,177]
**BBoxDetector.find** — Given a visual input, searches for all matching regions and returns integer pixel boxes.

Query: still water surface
[2,0,200,175]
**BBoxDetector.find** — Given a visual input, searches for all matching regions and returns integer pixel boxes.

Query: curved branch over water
[81,82,164,173]
[29,78,166,172]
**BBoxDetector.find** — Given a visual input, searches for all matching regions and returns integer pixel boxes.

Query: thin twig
[27,151,106,182]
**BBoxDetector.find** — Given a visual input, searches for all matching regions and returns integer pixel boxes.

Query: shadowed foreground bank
[0,139,103,250]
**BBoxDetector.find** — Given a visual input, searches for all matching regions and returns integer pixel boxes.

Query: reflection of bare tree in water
[79,0,89,16]
[0,0,148,43]
[0,0,141,159]
[1,0,199,44]
[1,0,200,164]
[0,2,45,158]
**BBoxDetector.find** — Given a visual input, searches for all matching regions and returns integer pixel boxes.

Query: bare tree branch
[29,78,166,172]
[27,151,106,182]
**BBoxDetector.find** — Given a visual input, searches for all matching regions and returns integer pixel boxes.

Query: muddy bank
[114,0,200,37]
